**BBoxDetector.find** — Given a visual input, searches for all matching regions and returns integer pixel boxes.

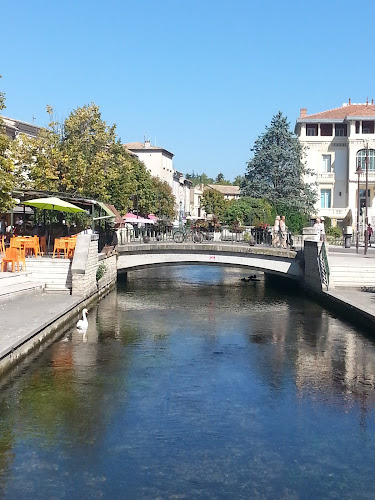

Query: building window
[356,121,360,133]
[362,121,374,134]
[335,124,347,137]
[322,155,331,172]
[356,149,375,171]
[359,189,371,214]
[320,189,331,208]
[320,123,333,136]
[306,124,318,136]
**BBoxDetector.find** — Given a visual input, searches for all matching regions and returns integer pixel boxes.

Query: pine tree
[242,112,316,213]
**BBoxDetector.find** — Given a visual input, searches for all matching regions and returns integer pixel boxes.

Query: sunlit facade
[295,101,375,229]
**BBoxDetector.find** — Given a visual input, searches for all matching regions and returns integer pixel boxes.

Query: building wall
[297,110,375,227]
[134,149,174,187]
[2,116,40,140]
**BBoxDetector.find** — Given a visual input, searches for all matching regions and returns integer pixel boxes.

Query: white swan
[77,308,88,330]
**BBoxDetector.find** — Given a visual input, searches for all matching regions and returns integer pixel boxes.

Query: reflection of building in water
[295,311,375,414]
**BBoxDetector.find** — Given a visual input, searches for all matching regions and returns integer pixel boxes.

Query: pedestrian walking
[314,218,321,242]
[367,223,373,246]
[319,217,326,242]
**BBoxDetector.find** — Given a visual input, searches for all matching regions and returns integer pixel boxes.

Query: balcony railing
[317,172,335,182]
[319,207,348,218]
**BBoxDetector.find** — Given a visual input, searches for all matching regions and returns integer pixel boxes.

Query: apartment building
[295,100,375,228]
[124,140,199,221]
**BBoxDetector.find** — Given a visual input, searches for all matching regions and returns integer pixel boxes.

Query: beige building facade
[124,140,202,221]
[2,116,40,140]
[295,101,375,229]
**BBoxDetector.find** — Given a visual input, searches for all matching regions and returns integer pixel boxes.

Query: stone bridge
[117,242,303,280]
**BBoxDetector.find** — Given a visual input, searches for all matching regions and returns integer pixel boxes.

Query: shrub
[96,263,107,281]
[326,226,342,238]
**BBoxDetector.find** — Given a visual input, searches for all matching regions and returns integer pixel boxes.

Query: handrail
[318,242,330,290]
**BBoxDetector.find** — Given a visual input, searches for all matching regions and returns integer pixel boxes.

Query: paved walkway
[0,293,82,360]
[326,287,375,318]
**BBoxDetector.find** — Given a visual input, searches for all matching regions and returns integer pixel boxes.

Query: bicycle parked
[173,226,204,243]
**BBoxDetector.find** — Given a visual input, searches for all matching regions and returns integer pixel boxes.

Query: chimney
[348,98,351,105]
[300,108,307,118]
[144,139,151,148]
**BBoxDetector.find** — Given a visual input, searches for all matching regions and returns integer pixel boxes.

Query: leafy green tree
[12,114,65,192]
[214,172,232,185]
[11,102,176,216]
[185,171,214,187]
[0,87,16,211]
[242,112,316,214]
[106,150,137,213]
[200,188,229,218]
[62,103,122,199]
[233,175,245,186]
[223,197,272,226]
[150,177,175,219]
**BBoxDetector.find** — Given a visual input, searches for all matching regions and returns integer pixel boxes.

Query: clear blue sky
[2,0,375,181]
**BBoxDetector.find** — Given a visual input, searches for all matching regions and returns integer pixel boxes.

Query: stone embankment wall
[71,234,117,297]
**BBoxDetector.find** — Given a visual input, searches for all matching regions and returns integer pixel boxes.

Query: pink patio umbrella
[124,212,137,218]
[122,216,155,224]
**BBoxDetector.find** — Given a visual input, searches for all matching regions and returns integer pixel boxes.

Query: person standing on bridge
[280,215,287,248]
[272,216,280,247]
[319,217,326,242]
[314,218,321,242]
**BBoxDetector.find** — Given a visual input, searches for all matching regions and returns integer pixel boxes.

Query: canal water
[1,266,375,499]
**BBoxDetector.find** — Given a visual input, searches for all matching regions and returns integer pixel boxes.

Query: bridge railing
[117,225,298,249]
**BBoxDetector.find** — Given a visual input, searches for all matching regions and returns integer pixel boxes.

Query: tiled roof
[304,104,375,120]
[206,184,240,195]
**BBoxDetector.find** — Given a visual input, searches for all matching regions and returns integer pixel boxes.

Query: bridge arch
[117,243,303,280]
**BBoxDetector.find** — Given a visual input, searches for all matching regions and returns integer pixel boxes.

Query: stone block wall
[304,240,323,291]
[97,253,117,291]
[302,226,319,243]
[71,234,117,297]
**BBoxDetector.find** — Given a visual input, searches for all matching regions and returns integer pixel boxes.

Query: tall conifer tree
[242,112,316,214]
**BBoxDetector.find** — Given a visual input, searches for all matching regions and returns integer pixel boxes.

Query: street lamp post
[364,143,369,255]
[179,201,183,226]
[356,160,363,254]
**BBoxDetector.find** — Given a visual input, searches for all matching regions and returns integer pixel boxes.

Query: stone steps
[22,258,72,292]
[0,273,44,302]
[330,265,375,287]
[0,271,32,288]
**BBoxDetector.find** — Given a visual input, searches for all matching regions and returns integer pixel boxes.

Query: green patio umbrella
[23,197,87,253]
[23,196,86,213]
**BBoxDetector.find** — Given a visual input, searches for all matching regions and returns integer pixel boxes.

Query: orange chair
[39,236,47,255]
[53,238,68,259]
[0,236,5,257]
[67,238,77,259]
[10,237,24,250]
[1,247,20,272]
[24,236,40,258]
